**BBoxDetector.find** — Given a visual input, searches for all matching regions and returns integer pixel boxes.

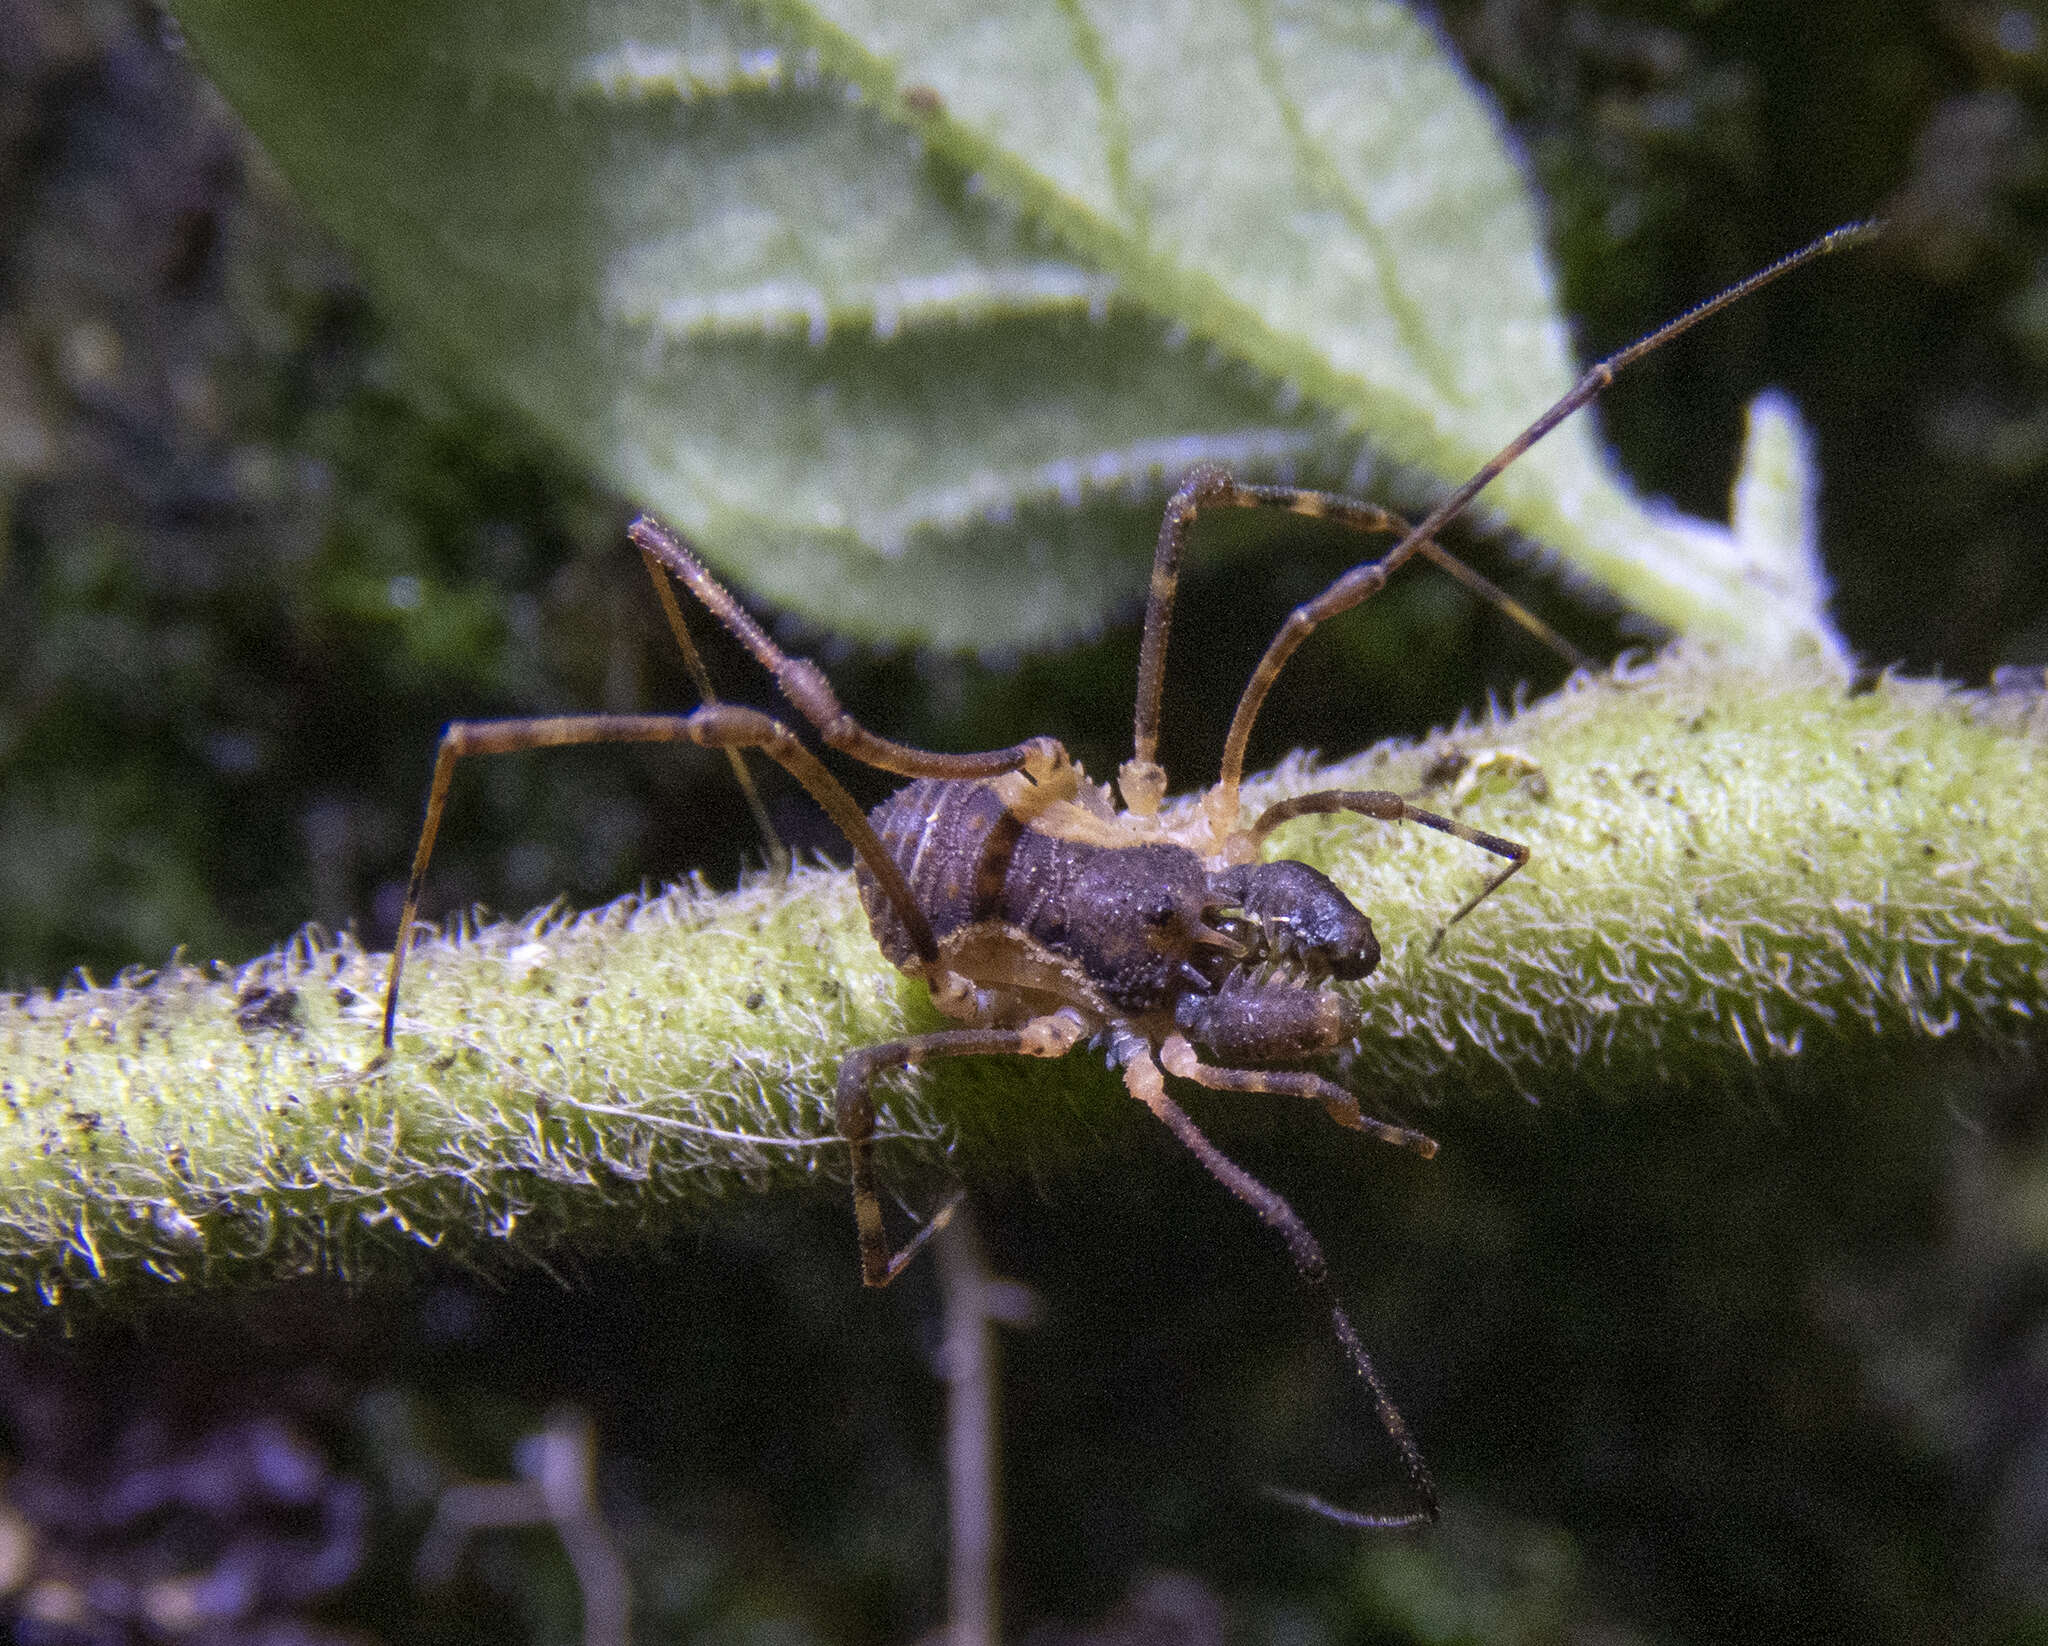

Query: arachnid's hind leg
[381,704,961,1049]
[1118,1039,1439,1529]
[1157,1035,1435,1157]
[837,1016,1088,1287]
[381,713,720,1048]
[1247,789,1529,948]
[631,517,1069,788]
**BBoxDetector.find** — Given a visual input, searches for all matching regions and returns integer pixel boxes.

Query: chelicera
[377,222,1876,1530]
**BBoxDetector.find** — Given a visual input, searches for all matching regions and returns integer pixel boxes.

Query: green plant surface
[162,0,1844,658]
[4,653,2040,1326]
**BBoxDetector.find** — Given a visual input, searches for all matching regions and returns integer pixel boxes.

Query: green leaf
[167,0,1844,658]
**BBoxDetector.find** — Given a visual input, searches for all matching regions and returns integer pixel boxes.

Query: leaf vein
[1237,0,1465,409]
[1056,0,1145,240]
[612,266,1118,344]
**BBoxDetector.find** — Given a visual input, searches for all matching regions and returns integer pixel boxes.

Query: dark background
[2,2,2046,1642]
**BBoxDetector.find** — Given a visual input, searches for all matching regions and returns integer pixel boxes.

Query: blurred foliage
[2,1,2048,1643]
[160,0,1841,659]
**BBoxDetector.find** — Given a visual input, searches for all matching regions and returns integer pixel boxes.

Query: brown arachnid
[379,221,1877,1530]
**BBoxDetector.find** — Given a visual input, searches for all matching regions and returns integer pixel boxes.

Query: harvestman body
[379,222,1877,1529]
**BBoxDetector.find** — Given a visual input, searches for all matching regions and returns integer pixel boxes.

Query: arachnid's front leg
[835,1014,1088,1287]
[1245,788,1529,948]
[1158,1035,1436,1157]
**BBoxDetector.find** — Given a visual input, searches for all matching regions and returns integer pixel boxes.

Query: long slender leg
[1119,1040,1438,1529]
[380,706,954,1049]
[1248,789,1528,949]
[1213,220,1881,823]
[1157,1034,1435,1156]
[1126,468,1589,819]
[638,541,788,875]
[837,1014,1088,1287]
[630,516,1067,786]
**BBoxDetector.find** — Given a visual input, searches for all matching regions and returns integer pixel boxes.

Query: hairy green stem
[2,652,2042,1325]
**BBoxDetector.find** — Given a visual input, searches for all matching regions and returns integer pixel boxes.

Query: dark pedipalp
[1208,860,1380,981]
[1176,980,1360,1065]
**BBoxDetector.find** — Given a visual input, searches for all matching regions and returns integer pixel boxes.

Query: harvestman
[379,221,1878,1528]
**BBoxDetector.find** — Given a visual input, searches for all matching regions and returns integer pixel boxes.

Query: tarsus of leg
[1120,1043,1439,1530]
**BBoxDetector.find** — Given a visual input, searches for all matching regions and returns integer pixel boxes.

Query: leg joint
[775,656,844,728]
[835,1054,886,1138]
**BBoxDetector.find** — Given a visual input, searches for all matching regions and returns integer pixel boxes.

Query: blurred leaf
[167,0,1840,656]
